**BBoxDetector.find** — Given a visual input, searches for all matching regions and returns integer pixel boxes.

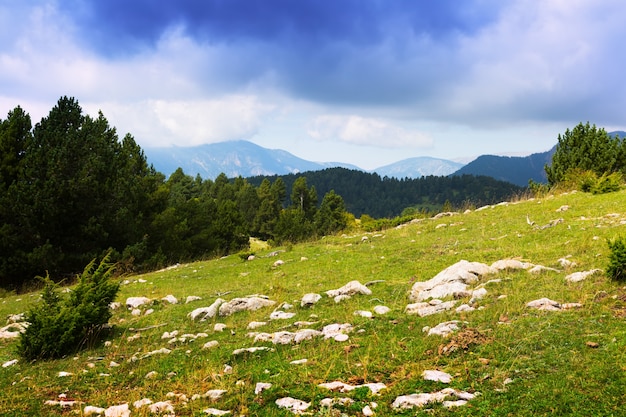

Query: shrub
[18,254,120,360]
[607,237,626,282]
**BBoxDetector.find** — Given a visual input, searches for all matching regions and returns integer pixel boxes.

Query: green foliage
[563,169,623,194]
[18,254,119,360]
[607,237,626,281]
[546,122,625,186]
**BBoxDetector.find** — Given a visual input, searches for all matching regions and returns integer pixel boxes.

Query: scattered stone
[133,397,152,407]
[586,341,600,348]
[45,399,79,408]
[273,260,285,267]
[58,371,73,377]
[145,371,158,379]
[84,405,106,415]
[326,281,372,298]
[247,321,267,329]
[424,321,463,337]
[526,298,561,311]
[125,297,151,309]
[405,300,457,316]
[333,294,351,303]
[354,310,373,318]
[556,205,570,212]
[0,322,27,339]
[318,381,387,395]
[301,293,322,307]
[144,308,154,316]
[269,310,296,320]
[203,409,231,416]
[6,313,25,323]
[392,388,479,409]
[232,346,274,355]
[161,294,178,304]
[565,269,602,283]
[456,304,475,313]
[214,323,227,332]
[558,257,577,268]
[219,297,276,316]
[275,397,311,414]
[322,323,353,341]
[290,358,308,365]
[422,370,453,383]
[149,401,174,414]
[186,296,202,304]
[373,305,391,315]
[104,403,130,417]
[255,382,272,395]
[162,330,179,339]
[2,359,18,368]
[362,404,374,416]
[320,397,353,407]
[409,260,492,302]
[189,298,225,321]
[469,287,488,304]
[491,259,533,271]
[202,341,219,350]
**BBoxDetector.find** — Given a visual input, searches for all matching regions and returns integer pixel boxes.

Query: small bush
[562,169,623,194]
[18,254,120,360]
[607,237,626,282]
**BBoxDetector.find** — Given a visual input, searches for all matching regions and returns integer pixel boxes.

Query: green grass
[2,189,626,415]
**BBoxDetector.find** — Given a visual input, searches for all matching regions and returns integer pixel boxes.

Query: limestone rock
[409,260,492,302]
[275,397,311,414]
[405,300,457,316]
[301,293,322,307]
[326,281,372,298]
[189,298,225,321]
[219,297,276,316]
[392,388,478,409]
[161,294,178,304]
[422,370,452,383]
[424,321,464,337]
[526,298,561,311]
[565,269,602,283]
[125,296,151,309]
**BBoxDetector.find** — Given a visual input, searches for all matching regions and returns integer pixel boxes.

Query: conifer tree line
[0,97,349,289]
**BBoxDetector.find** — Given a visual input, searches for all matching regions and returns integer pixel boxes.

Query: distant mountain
[451,147,556,186]
[373,157,465,179]
[144,140,460,179]
[144,140,361,179]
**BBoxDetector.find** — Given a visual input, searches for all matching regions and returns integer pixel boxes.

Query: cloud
[307,115,433,148]
[93,96,275,147]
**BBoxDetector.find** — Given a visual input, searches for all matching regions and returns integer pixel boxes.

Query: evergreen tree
[315,190,348,235]
[545,122,622,185]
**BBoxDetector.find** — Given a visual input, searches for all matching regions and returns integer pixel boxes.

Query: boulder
[189,298,225,321]
[326,281,372,298]
[219,297,276,316]
[125,296,151,309]
[301,293,322,307]
[409,260,492,302]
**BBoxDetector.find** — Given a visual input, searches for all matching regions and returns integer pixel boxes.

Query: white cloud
[90,96,275,147]
[307,115,433,148]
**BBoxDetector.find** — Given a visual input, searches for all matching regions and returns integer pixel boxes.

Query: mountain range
[144,135,621,187]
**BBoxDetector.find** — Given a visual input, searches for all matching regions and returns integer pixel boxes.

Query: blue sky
[1,0,624,169]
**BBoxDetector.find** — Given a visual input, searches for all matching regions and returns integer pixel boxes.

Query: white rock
[203,409,231,416]
[409,260,492,302]
[301,293,322,307]
[189,298,225,321]
[490,259,533,271]
[149,401,174,414]
[202,340,219,350]
[422,370,453,383]
[203,389,227,400]
[125,296,151,309]
[333,294,352,303]
[161,294,178,304]
[7,313,25,323]
[425,321,463,337]
[354,310,373,318]
[362,405,374,416]
[145,371,158,379]
[84,405,106,415]
[247,321,267,329]
[405,300,456,316]
[131,309,142,316]
[326,280,372,298]
[275,397,311,414]
[2,359,18,368]
[214,323,227,332]
[294,329,323,343]
[290,358,308,365]
[255,382,272,395]
[392,388,478,409]
[104,403,130,417]
[565,269,602,283]
[162,330,179,339]
[373,305,391,315]
[0,322,27,339]
[526,298,561,311]
[133,398,152,408]
[333,333,349,342]
[232,346,274,355]
[273,259,285,267]
[456,304,475,313]
[269,311,296,320]
[58,371,73,377]
[470,287,488,304]
[143,308,154,316]
[219,297,276,316]
[186,295,202,303]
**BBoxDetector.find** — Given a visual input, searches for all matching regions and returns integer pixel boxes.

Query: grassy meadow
[2,189,626,416]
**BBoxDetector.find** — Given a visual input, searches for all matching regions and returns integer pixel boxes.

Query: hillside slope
[2,189,626,415]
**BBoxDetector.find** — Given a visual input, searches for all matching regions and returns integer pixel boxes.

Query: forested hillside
[247,168,524,218]
[0,97,524,290]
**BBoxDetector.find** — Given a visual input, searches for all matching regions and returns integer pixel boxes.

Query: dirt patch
[438,328,491,356]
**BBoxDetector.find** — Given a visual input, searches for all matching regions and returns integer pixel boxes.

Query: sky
[1,0,625,170]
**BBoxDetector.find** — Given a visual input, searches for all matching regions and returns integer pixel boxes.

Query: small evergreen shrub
[18,254,120,360]
[607,237,626,282]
